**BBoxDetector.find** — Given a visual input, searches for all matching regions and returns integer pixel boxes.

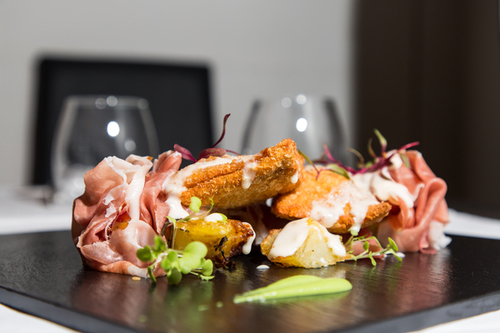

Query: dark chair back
[31,57,213,186]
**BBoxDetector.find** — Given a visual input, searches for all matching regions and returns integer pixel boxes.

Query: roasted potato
[260,218,347,268]
[170,216,255,268]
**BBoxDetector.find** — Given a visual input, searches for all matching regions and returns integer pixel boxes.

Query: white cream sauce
[291,170,299,184]
[311,181,379,234]
[351,153,419,209]
[268,218,346,259]
[204,213,225,222]
[242,161,258,189]
[428,221,452,250]
[242,222,256,255]
[162,154,238,219]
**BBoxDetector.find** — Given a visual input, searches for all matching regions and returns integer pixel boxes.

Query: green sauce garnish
[233,275,352,303]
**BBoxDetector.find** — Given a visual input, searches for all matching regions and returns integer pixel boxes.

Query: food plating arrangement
[72,114,449,301]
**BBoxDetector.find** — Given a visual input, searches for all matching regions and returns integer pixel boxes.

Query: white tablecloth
[1,187,500,333]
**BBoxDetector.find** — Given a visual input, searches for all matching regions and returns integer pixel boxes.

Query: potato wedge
[170,216,255,268]
[261,218,347,268]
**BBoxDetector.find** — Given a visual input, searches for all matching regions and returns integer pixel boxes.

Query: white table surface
[1,186,500,333]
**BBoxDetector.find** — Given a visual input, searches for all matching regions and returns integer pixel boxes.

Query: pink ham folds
[71,151,183,277]
[352,150,450,253]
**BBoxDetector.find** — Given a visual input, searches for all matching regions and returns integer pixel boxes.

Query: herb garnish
[344,235,402,266]
[137,196,224,285]
[136,237,214,284]
[174,114,240,162]
[319,129,419,176]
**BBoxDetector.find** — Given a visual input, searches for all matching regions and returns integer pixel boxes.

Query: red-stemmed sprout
[174,114,240,162]
[316,130,420,177]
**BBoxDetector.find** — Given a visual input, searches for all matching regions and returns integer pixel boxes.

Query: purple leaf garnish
[321,130,420,175]
[175,114,239,163]
[209,114,231,150]
[174,144,197,162]
[323,144,357,174]
[198,147,227,160]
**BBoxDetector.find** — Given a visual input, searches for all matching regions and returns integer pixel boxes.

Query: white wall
[0,0,354,185]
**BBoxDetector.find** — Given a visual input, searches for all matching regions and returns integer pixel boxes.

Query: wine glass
[241,94,347,162]
[51,95,159,203]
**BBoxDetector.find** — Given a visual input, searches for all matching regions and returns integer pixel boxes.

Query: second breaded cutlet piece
[169,139,303,210]
[272,166,391,234]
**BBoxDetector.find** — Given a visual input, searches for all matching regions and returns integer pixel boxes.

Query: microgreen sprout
[171,197,225,224]
[137,196,225,284]
[174,114,240,162]
[344,235,402,266]
[299,150,350,180]
[318,129,419,176]
[136,236,214,285]
[347,147,365,169]
[161,197,227,238]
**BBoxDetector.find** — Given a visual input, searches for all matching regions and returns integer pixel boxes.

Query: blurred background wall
[354,0,500,218]
[2,0,500,218]
[0,0,354,186]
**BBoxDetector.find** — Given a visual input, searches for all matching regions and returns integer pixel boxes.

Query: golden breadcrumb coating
[180,139,303,209]
[272,167,391,234]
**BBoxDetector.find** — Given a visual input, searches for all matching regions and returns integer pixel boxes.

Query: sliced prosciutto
[352,151,450,253]
[72,152,183,277]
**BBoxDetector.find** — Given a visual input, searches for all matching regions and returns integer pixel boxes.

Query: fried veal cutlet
[272,166,391,234]
[166,139,303,211]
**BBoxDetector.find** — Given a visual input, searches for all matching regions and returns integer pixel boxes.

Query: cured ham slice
[355,151,450,253]
[72,152,183,277]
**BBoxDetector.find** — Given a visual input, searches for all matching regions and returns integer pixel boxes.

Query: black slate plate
[0,231,500,333]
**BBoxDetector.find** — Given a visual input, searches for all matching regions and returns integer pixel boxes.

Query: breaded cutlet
[179,139,303,209]
[272,167,391,234]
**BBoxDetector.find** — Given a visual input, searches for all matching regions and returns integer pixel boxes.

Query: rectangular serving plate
[0,231,499,333]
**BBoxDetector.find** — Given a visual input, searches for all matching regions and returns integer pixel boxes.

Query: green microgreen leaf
[201,260,214,276]
[321,129,419,176]
[136,221,214,285]
[299,149,320,176]
[167,250,178,262]
[153,235,167,254]
[374,129,387,154]
[200,275,215,281]
[179,259,194,274]
[184,241,208,258]
[160,257,172,271]
[347,147,365,168]
[326,164,351,180]
[189,196,202,213]
[148,266,156,283]
[345,235,403,267]
[368,252,377,266]
[399,152,411,168]
[367,137,377,159]
[388,237,399,252]
[167,267,182,285]
[136,246,153,262]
